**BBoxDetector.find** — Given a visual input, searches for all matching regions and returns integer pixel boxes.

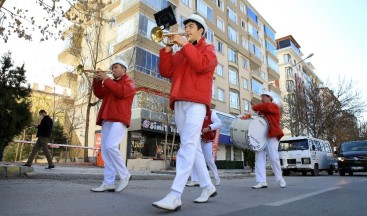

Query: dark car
[336,141,367,176]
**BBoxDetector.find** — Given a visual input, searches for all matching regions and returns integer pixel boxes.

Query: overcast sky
[1,0,366,116]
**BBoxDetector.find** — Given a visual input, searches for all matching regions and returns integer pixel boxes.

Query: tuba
[150,26,188,46]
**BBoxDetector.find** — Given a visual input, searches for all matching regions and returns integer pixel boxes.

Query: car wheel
[327,166,334,175]
[283,170,290,176]
[349,172,353,176]
[311,164,319,176]
[302,171,307,176]
[339,170,345,176]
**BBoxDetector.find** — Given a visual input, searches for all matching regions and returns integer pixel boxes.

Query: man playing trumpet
[152,14,218,211]
[90,60,136,193]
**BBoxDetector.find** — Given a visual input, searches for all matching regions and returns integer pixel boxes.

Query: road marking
[265,187,341,207]
[359,179,367,182]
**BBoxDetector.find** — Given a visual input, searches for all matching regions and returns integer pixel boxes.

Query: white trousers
[101,121,129,185]
[255,137,283,183]
[171,101,213,193]
[191,141,219,181]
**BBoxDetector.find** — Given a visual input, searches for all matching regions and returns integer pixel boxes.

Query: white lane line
[359,179,367,182]
[265,187,341,207]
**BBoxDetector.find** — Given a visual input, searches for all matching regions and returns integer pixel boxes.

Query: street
[1,173,366,216]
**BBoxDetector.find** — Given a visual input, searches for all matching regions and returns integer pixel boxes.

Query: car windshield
[279,139,309,151]
[341,141,367,152]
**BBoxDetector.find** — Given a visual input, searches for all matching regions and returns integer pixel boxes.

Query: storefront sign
[141,119,177,133]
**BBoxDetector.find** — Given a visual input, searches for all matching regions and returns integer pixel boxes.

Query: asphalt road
[1,173,366,216]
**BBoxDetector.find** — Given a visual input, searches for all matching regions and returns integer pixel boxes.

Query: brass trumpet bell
[150,26,188,45]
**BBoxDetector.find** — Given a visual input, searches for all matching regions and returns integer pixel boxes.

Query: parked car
[336,140,367,176]
[279,136,335,176]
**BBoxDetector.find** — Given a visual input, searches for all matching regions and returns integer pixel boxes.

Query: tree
[0,52,32,161]
[282,76,366,149]
[0,0,72,43]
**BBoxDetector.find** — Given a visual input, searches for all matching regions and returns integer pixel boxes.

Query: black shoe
[45,165,55,169]
[21,164,31,167]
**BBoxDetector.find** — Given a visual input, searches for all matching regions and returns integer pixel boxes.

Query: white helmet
[183,14,207,35]
[261,91,282,106]
[110,59,128,71]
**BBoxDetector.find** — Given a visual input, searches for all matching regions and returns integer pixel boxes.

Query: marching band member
[186,109,222,187]
[90,60,136,193]
[152,14,218,211]
[251,91,286,189]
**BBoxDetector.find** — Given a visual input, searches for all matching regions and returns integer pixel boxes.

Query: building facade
[276,35,322,137]
[58,0,280,168]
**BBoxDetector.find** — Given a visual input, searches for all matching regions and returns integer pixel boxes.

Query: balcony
[58,47,81,66]
[267,66,280,82]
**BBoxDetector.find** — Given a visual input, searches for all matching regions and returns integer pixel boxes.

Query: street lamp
[292,53,314,68]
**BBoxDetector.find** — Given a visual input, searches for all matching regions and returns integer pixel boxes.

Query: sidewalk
[0,162,272,180]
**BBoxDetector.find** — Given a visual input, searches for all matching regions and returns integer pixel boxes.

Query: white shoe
[152,194,182,211]
[215,178,221,186]
[280,178,286,188]
[186,181,199,187]
[194,186,217,203]
[116,173,131,192]
[90,184,115,192]
[252,182,267,189]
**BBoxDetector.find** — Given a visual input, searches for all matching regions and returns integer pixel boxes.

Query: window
[243,79,249,90]
[264,25,275,41]
[230,91,239,109]
[242,57,249,69]
[228,47,237,63]
[251,79,263,95]
[229,68,238,86]
[109,17,116,28]
[286,67,293,78]
[244,100,250,111]
[179,16,186,29]
[206,28,214,43]
[227,7,237,24]
[217,17,224,31]
[216,64,224,76]
[138,13,155,39]
[142,0,168,11]
[249,42,262,61]
[240,2,245,13]
[217,88,225,101]
[265,40,276,56]
[197,0,213,23]
[286,80,295,92]
[283,54,292,63]
[247,6,258,24]
[242,37,248,49]
[181,0,191,8]
[117,14,138,42]
[216,40,223,53]
[106,42,114,55]
[241,19,246,30]
[212,80,215,98]
[248,23,258,40]
[216,0,224,10]
[230,0,236,5]
[267,56,279,73]
[228,26,238,43]
[260,71,266,80]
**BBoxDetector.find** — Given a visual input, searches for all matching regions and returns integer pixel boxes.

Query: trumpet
[150,26,189,46]
[76,64,112,78]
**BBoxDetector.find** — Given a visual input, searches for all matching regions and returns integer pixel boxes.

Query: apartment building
[276,35,322,137]
[58,0,280,167]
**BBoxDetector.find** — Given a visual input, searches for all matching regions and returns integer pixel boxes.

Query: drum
[230,116,269,151]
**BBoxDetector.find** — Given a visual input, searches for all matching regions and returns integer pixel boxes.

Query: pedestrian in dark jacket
[23,110,54,169]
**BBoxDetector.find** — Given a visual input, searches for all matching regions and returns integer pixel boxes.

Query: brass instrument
[150,26,188,46]
[76,64,112,78]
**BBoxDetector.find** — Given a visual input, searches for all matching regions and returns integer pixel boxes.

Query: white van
[278,136,335,176]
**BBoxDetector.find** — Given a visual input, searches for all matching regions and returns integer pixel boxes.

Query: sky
[1,0,366,115]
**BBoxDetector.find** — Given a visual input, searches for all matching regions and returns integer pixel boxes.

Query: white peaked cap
[110,59,128,71]
[261,91,282,106]
[183,14,207,34]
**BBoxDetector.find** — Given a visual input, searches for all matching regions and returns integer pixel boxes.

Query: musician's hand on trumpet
[94,70,109,81]
[170,34,189,47]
